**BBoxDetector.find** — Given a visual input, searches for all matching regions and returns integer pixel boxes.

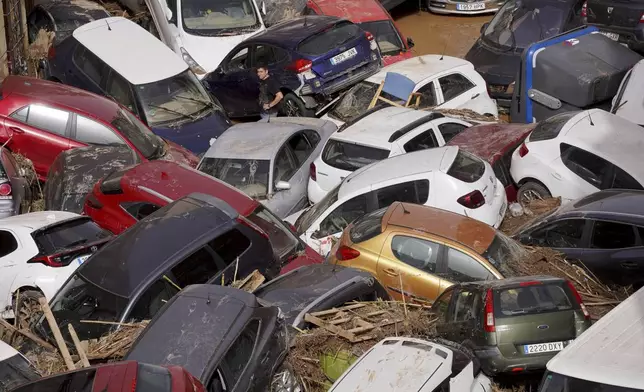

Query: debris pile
[500,197,562,235]
[11,151,44,212]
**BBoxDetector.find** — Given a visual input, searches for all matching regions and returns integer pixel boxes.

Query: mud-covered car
[27,0,110,46]
[125,284,295,392]
[0,341,40,392]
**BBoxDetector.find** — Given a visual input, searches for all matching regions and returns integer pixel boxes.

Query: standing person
[257,64,284,120]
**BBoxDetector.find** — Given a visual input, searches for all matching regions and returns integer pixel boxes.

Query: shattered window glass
[182,0,259,34]
[322,139,390,171]
[357,20,404,56]
[222,320,260,387]
[328,81,398,123]
[199,157,270,198]
[438,74,474,102]
[528,219,585,248]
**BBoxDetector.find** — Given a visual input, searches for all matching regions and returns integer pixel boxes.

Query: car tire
[281,93,314,117]
[517,182,551,206]
[13,290,44,330]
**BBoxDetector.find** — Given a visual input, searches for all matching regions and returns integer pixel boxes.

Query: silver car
[198,117,337,218]
[0,148,30,218]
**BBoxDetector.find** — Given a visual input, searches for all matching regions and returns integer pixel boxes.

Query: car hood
[159,139,200,168]
[465,39,522,85]
[181,28,265,73]
[151,110,231,154]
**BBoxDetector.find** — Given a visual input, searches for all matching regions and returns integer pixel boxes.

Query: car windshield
[199,157,270,198]
[539,371,644,392]
[482,232,526,276]
[482,0,566,50]
[294,184,340,233]
[247,204,300,259]
[322,139,390,171]
[182,0,259,36]
[136,70,217,127]
[111,108,162,159]
[358,20,404,56]
[328,81,399,122]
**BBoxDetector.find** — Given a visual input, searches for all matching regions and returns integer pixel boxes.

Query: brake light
[28,254,66,267]
[640,13,644,23]
[287,58,313,73]
[309,162,317,182]
[335,245,360,261]
[566,281,590,319]
[237,216,269,240]
[365,31,374,41]
[519,280,541,286]
[457,190,485,209]
[581,1,587,17]
[0,183,11,198]
[518,143,529,157]
[47,46,56,60]
[484,288,495,332]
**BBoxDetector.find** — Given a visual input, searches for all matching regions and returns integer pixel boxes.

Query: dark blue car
[40,17,231,154]
[203,15,382,118]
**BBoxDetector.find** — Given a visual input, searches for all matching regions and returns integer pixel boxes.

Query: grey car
[198,117,338,218]
[0,148,30,218]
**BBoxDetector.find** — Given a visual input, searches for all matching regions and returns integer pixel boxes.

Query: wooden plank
[367,81,385,109]
[304,314,356,342]
[0,318,55,351]
[310,303,366,317]
[39,297,75,371]
[68,324,90,368]
[329,317,351,325]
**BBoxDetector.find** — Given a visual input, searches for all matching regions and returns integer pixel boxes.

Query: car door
[518,218,589,261]
[436,73,478,109]
[557,143,613,201]
[436,246,496,291]
[4,104,72,178]
[0,230,21,315]
[270,143,302,218]
[449,288,482,344]
[69,45,108,96]
[205,46,257,117]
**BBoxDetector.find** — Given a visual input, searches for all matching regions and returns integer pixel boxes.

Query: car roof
[382,202,496,254]
[447,123,535,164]
[457,275,565,290]
[2,76,123,121]
[39,0,110,20]
[249,15,345,48]
[339,146,457,198]
[72,17,188,85]
[0,340,20,362]
[307,0,389,22]
[332,107,439,148]
[120,161,259,216]
[78,193,238,297]
[546,286,644,388]
[555,189,644,219]
[365,55,473,85]
[0,211,81,231]
[125,285,257,379]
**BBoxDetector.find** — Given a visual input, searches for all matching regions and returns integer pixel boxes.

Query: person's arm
[264,79,284,109]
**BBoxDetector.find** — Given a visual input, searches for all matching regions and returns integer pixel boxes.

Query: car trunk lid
[444,147,497,206]
[587,0,644,28]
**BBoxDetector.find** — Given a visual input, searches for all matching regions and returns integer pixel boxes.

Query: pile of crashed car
[0,0,644,390]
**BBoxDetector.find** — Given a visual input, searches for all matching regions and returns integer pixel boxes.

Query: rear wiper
[147,104,197,121]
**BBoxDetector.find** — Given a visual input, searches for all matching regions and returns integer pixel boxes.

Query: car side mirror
[406,37,415,49]
[275,180,291,191]
[480,22,489,35]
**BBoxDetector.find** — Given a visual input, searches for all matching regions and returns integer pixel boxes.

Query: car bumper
[428,2,500,14]
[302,58,381,100]
[307,178,330,205]
[475,346,559,376]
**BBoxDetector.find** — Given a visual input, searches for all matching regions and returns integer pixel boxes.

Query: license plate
[74,254,91,265]
[523,341,564,354]
[330,47,358,65]
[302,70,316,80]
[599,31,619,41]
[457,2,485,11]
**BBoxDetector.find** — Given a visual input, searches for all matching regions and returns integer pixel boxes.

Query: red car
[0,76,198,181]
[305,0,414,66]
[447,123,535,202]
[10,361,204,392]
[84,160,322,273]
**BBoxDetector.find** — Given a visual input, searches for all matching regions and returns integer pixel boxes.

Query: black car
[255,264,390,328]
[125,284,291,392]
[514,189,644,287]
[583,0,644,53]
[465,0,584,107]
[34,192,282,342]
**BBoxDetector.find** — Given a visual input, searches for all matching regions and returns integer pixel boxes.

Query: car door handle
[471,93,480,99]
[621,261,638,269]
[383,268,399,277]
[9,127,23,134]
[550,172,562,180]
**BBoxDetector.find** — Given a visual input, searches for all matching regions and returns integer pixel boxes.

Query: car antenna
[105,19,111,31]
[439,41,447,60]
[206,292,211,305]
[400,203,410,214]
[587,110,594,126]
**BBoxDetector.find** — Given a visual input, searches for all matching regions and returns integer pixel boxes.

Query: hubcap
[520,189,543,206]
[285,99,301,117]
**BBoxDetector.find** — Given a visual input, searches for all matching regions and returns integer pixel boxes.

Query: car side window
[376,179,429,208]
[493,161,511,188]
[72,46,104,86]
[453,290,478,322]
[416,82,436,107]
[433,288,454,321]
[612,166,643,190]
[227,47,250,71]
[221,319,260,388]
[129,278,179,320]
[391,235,440,273]
[560,143,611,189]
[121,202,161,221]
[303,129,321,148]
[75,115,124,146]
[287,132,314,165]
[445,248,494,283]
[208,229,251,264]
[316,194,368,239]
[273,146,297,185]
[15,104,70,137]
[403,130,438,152]
[591,220,637,249]
[253,45,287,66]
[438,122,468,143]
[528,219,586,248]
[170,246,222,288]
[106,72,136,113]
[0,230,18,258]
[439,74,475,101]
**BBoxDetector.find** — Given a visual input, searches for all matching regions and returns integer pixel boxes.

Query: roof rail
[387,112,444,143]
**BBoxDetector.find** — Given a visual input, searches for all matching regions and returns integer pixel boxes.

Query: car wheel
[282,93,314,117]
[517,182,551,206]
[13,290,44,330]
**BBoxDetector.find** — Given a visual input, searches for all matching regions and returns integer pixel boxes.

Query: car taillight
[335,245,360,261]
[566,280,590,319]
[85,193,103,209]
[484,288,495,332]
[581,1,587,17]
[237,216,269,240]
[309,162,317,182]
[365,31,374,41]
[47,46,56,59]
[0,183,11,198]
[518,143,529,157]
[457,190,485,209]
[640,13,644,23]
[287,58,313,73]
[28,254,66,267]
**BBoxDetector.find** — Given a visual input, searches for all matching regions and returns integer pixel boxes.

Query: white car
[322,54,498,127]
[0,212,112,321]
[287,146,507,255]
[611,59,644,126]
[309,106,471,204]
[329,337,492,392]
[510,109,644,205]
[144,0,267,75]
[0,340,40,389]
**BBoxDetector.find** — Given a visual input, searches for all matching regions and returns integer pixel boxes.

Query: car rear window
[494,282,575,318]
[447,150,485,183]
[529,111,580,142]
[322,139,390,171]
[32,217,112,255]
[135,363,172,392]
[350,207,387,243]
[297,21,362,56]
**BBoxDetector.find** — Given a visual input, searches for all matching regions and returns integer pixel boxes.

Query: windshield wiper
[175,94,213,108]
[147,104,197,121]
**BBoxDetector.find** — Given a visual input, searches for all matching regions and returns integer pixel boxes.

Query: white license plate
[302,70,316,80]
[330,47,358,65]
[600,31,619,41]
[523,341,564,354]
[74,254,91,265]
[457,2,485,11]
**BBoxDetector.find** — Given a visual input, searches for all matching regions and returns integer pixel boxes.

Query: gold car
[328,202,522,304]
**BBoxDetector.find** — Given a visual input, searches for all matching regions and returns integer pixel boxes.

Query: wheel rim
[285,99,301,117]
[17,297,42,330]
[519,189,543,206]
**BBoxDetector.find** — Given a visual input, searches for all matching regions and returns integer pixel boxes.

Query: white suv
[308,106,471,204]
[288,146,507,256]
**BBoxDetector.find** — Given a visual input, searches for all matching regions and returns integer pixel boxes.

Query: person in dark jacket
[257,64,284,119]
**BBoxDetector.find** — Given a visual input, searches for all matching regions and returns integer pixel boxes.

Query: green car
[432,275,592,376]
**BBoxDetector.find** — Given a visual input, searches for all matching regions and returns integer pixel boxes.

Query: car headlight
[180,47,206,75]
[271,367,302,392]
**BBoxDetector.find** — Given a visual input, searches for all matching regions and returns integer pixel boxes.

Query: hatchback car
[0,340,40,391]
[310,107,471,203]
[202,15,381,118]
[0,147,30,218]
[323,54,498,127]
[433,276,592,376]
[44,17,231,153]
[0,76,198,181]
[328,202,522,303]
[83,160,322,273]
[510,110,644,204]
[35,193,282,342]
[288,146,508,255]
[199,117,337,218]
[582,0,644,53]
